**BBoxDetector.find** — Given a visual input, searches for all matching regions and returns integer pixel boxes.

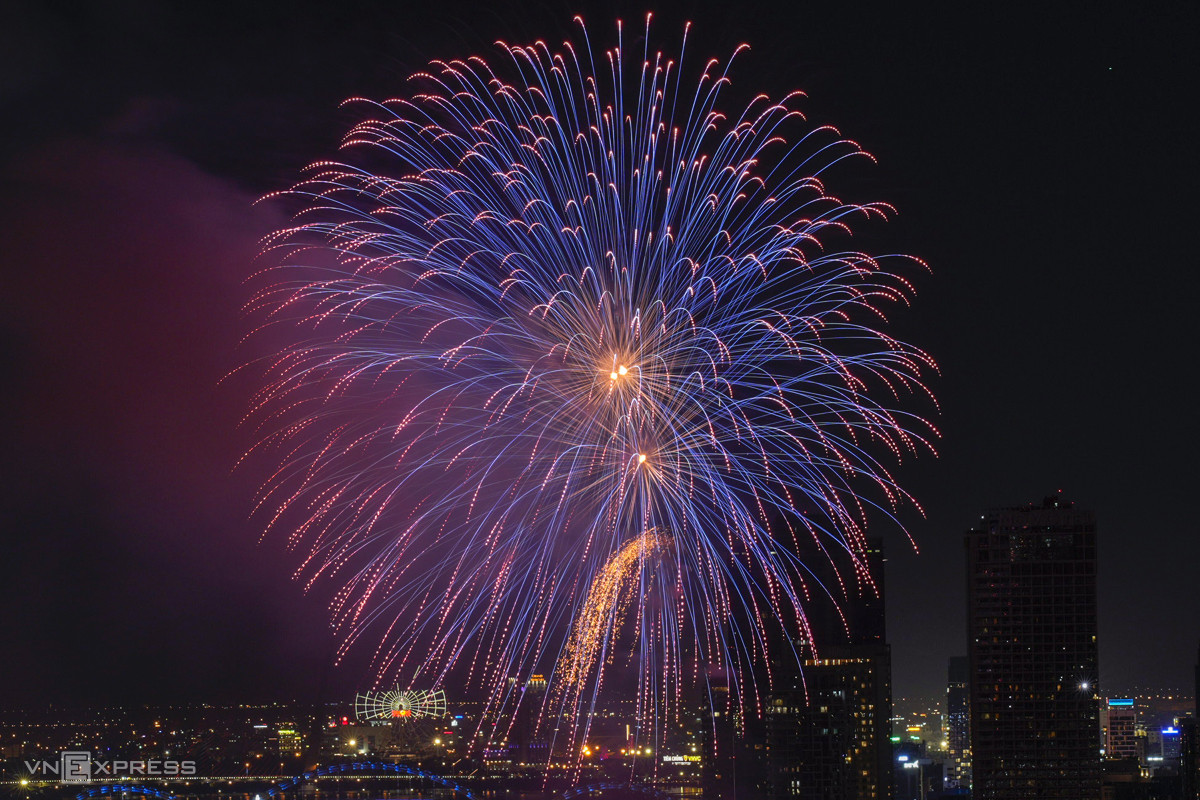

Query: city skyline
[1,0,1197,718]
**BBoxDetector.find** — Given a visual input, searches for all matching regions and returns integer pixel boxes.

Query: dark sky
[1,0,1196,709]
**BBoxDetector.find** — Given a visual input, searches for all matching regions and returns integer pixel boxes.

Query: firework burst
[245,14,936,758]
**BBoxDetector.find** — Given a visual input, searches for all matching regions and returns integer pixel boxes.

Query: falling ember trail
[558,531,673,693]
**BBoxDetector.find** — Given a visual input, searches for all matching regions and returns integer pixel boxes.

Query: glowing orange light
[557,532,673,692]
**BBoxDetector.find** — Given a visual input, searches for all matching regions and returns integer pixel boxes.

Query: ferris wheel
[354,687,447,722]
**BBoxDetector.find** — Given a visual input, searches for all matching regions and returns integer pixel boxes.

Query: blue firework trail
[245,14,937,759]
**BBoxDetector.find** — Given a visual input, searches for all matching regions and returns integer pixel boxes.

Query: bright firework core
[609,362,631,381]
[250,13,936,762]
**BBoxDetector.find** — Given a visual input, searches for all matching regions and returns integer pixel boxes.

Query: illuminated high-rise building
[965,495,1101,800]
[1104,699,1137,760]
[1161,725,1183,762]
[1183,642,1200,800]
[509,673,548,768]
[766,537,893,799]
[946,656,971,790]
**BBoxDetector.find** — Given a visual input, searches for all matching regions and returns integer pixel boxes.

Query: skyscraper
[766,537,893,799]
[509,673,548,768]
[965,495,1101,799]
[1182,642,1200,800]
[1104,699,1137,761]
[946,656,972,790]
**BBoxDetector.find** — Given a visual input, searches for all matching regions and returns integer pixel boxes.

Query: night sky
[1,0,1196,709]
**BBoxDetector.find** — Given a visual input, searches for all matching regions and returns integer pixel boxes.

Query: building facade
[946,656,972,790]
[965,495,1101,799]
[766,537,893,799]
[1184,642,1200,800]
[1104,699,1137,761]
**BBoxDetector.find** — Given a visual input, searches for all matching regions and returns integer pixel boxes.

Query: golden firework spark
[558,531,673,691]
